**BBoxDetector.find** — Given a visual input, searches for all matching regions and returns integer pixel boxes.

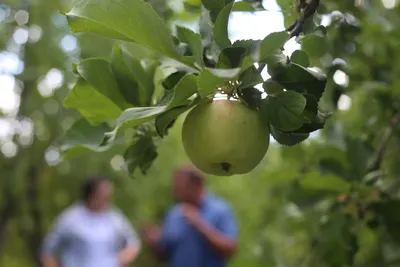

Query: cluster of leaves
[61,0,330,176]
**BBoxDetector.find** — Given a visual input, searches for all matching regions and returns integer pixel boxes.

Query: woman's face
[91,181,114,209]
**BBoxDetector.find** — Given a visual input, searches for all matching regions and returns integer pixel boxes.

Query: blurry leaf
[166,74,198,109]
[300,172,351,193]
[238,87,262,109]
[64,79,122,125]
[258,31,290,61]
[76,58,130,109]
[302,34,329,58]
[319,157,349,179]
[111,45,153,106]
[60,118,112,159]
[275,0,297,28]
[183,2,202,12]
[263,79,285,94]
[260,91,307,131]
[232,1,265,12]
[214,2,234,49]
[302,15,317,34]
[103,106,167,144]
[270,125,309,146]
[370,200,400,243]
[123,135,158,177]
[65,0,185,64]
[290,50,310,67]
[201,0,225,21]
[270,62,327,101]
[346,137,374,180]
[316,214,358,266]
[238,66,263,89]
[176,26,204,67]
[217,47,247,68]
[197,67,241,97]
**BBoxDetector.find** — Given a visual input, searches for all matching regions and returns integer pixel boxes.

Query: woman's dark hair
[82,176,108,202]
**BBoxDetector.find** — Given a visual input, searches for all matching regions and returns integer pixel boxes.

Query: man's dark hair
[82,176,108,202]
[176,165,204,186]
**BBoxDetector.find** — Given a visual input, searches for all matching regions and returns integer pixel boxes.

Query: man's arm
[40,217,66,267]
[183,204,238,258]
[142,226,168,261]
[140,210,174,262]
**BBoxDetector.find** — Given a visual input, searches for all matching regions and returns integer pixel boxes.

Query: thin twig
[285,0,320,37]
[367,113,400,173]
[257,0,320,74]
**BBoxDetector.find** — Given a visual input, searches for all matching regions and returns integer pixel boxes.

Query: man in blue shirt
[40,176,141,267]
[141,166,238,267]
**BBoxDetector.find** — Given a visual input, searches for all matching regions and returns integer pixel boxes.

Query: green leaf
[162,71,187,90]
[166,74,198,110]
[270,62,327,101]
[197,67,241,97]
[302,34,329,58]
[217,47,247,68]
[300,172,351,193]
[264,51,289,77]
[155,106,190,138]
[294,111,330,133]
[238,87,262,109]
[258,31,290,61]
[260,91,306,131]
[232,1,265,12]
[64,79,123,125]
[201,0,225,18]
[111,45,154,106]
[176,26,204,67]
[103,106,167,144]
[76,58,130,109]
[123,135,158,177]
[302,15,317,35]
[263,79,284,94]
[118,41,156,61]
[65,0,183,63]
[239,66,264,89]
[370,200,400,244]
[232,39,259,50]
[346,137,374,181]
[290,50,310,67]
[60,118,112,159]
[270,125,309,146]
[302,94,318,121]
[214,2,234,49]
[276,0,296,28]
[103,74,197,143]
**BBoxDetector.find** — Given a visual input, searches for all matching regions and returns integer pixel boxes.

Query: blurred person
[140,166,238,267]
[40,176,140,267]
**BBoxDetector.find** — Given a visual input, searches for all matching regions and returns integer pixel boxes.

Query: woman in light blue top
[41,176,141,267]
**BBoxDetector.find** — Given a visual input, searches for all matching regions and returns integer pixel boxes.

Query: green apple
[182,99,270,176]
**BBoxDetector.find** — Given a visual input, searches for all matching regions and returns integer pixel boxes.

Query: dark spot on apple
[220,162,231,172]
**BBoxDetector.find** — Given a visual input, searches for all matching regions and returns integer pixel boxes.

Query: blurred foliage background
[1,0,400,267]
